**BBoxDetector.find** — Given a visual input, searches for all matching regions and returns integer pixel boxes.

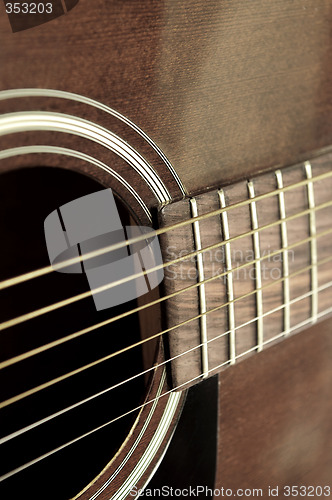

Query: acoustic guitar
[0,1,331,499]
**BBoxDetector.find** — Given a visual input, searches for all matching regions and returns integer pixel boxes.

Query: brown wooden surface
[1,0,332,496]
[159,154,332,389]
[216,316,332,496]
[1,1,332,201]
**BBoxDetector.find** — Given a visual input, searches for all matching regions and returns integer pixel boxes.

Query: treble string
[1,224,332,372]
[2,277,332,447]
[1,297,332,483]
[0,168,331,293]
[1,253,332,411]
[1,198,332,335]
[1,166,332,482]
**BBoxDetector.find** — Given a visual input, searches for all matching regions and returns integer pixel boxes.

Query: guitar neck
[159,154,332,389]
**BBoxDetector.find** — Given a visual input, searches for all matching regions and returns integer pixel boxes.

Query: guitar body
[150,321,332,497]
[0,1,332,498]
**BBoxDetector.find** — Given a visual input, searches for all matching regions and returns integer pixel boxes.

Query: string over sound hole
[0,167,148,500]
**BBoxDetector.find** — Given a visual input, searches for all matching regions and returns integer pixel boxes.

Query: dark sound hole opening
[0,167,149,499]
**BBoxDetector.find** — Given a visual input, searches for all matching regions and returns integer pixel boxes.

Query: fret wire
[218,189,236,365]
[1,198,332,337]
[275,170,290,336]
[2,253,332,411]
[2,297,332,484]
[1,169,332,293]
[210,303,332,371]
[1,169,331,480]
[305,162,318,322]
[190,198,209,378]
[3,277,332,447]
[2,225,332,373]
[248,181,264,352]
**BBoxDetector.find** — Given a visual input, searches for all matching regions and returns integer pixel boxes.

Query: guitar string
[1,225,332,371]
[0,168,331,470]
[1,301,332,483]
[1,198,332,334]
[1,253,332,410]
[0,168,331,293]
[2,278,332,446]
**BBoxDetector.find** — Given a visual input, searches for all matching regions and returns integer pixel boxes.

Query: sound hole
[0,167,149,499]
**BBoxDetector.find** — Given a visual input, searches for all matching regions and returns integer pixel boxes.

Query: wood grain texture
[216,317,332,495]
[1,0,332,496]
[1,1,332,200]
[159,154,332,389]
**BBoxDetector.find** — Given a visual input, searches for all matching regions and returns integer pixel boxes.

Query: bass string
[2,225,332,372]
[1,301,332,484]
[1,198,332,335]
[0,168,331,293]
[1,253,332,411]
[3,277,332,447]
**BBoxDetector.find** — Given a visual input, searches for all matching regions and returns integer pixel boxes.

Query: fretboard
[159,154,332,389]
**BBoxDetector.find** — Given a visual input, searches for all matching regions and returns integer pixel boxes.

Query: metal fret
[160,156,332,389]
[275,170,290,336]
[218,189,236,365]
[304,161,318,322]
[248,181,263,352]
[189,198,209,378]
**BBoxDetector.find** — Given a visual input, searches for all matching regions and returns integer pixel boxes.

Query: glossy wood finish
[149,321,332,497]
[216,317,332,494]
[159,154,332,388]
[1,0,332,497]
[1,1,332,200]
